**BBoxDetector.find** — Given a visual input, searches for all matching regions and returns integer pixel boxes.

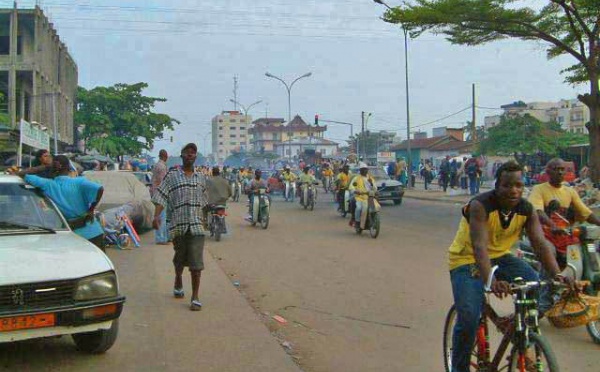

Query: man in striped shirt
[152,143,208,311]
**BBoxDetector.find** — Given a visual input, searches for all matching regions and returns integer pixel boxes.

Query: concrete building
[249,115,327,155]
[211,110,252,163]
[0,5,78,153]
[273,137,338,158]
[484,99,590,133]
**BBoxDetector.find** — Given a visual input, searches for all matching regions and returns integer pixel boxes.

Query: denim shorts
[172,232,205,271]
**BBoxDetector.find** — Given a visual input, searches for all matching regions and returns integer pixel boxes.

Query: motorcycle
[282,180,296,202]
[337,188,351,218]
[249,188,270,229]
[322,175,333,194]
[353,191,381,239]
[207,204,227,241]
[230,180,241,202]
[517,224,600,344]
[300,182,318,211]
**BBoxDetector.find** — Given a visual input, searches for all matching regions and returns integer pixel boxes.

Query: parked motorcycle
[300,182,318,211]
[353,191,381,239]
[249,188,270,229]
[207,204,227,241]
[282,180,296,202]
[517,224,600,343]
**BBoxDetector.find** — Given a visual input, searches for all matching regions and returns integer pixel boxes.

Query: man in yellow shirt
[335,164,352,211]
[448,161,567,372]
[298,167,317,206]
[348,163,376,228]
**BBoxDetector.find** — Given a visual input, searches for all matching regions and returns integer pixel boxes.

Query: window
[219,149,224,153]
[219,126,223,130]
[240,118,246,123]
[0,36,9,54]
[230,134,236,138]
[239,126,246,130]
[219,134,223,138]
[557,117,564,123]
[272,133,278,140]
[322,149,327,156]
[240,134,246,138]
[230,119,237,123]
[230,127,237,130]
[218,119,223,123]
[219,142,223,145]
[230,142,237,145]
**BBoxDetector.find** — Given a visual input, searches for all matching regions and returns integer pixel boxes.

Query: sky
[4,0,587,156]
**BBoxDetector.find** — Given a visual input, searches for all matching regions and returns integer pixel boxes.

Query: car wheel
[72,319,119,354]
[393,198,402,206]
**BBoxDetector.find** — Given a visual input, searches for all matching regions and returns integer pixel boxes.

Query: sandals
[190,300,203,311]
[173,288,185,298]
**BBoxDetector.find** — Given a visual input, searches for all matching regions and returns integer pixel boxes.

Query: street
[0,193,598,371]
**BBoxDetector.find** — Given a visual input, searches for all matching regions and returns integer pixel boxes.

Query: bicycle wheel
[508,332,559,372]
[585,288,600,344]
[260,208,269,229]
[443,305,479,372]
[214,219,222,242]
[369,213,380,239]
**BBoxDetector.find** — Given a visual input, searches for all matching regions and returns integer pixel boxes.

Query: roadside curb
[403,194,468,205]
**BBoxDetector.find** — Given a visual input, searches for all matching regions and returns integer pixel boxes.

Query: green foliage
[478,114,587,156]
[348,131,384,156]
[380,0,599,86]
[76,83,179,157]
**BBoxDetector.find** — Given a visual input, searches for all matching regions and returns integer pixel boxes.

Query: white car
[0,174,125,353]
[349,166,405,205]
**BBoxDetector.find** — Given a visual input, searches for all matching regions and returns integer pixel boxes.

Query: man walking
[152,143,208,311]
[151,149,169,245]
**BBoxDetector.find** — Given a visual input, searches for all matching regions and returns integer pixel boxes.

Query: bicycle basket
[546,290,600,328]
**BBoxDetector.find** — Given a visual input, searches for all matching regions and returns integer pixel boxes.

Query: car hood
[374,179,403,188]
[0,232,114,286]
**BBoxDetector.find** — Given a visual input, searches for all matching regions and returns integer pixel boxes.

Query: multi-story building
[211,111,251,163]
[484,99,590,134]
[249,115,327,155]
[0,5,78,153]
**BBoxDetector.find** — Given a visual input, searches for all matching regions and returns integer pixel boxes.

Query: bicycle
[443,266,562,372]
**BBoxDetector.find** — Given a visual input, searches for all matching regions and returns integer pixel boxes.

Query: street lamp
[264,72,312,122]
[373,0,412,185]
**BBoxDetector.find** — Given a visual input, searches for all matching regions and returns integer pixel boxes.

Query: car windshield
[369,168,390,180]
[0,183,68,233]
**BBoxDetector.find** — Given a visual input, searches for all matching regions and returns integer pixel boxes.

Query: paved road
[213,193,598,372]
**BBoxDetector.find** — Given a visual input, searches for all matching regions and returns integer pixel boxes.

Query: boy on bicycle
[447,161,569,372]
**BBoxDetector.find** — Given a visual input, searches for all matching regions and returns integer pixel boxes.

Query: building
[391,128,474,163]
[273,137,338,158]
[484,99,590,134]
[211,110,251,163]
[0,5,78,153]
[249,115,327,155]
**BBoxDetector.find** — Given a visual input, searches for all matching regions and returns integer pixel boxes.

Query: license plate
[0,313,55,332]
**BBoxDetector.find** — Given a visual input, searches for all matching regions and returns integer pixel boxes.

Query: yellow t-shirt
[448,191,533,271]
[322,169,334,177]
[349,175,375,202]
[336,172,351,189]
[528,182,592,223]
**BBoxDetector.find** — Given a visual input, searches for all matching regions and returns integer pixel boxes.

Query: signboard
[20,120,50,150]
[377,151,395,162]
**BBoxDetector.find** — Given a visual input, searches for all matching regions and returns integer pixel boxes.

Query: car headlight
[74,272,118,301]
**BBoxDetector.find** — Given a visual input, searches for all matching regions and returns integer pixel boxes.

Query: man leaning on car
[11,155,106,251]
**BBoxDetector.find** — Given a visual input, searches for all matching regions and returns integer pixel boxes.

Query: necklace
[499,209,513,223]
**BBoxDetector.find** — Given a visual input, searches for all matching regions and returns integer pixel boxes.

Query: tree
[478,114,587,156]
[378,0,600,180]
[76,83,179,158]
[462,121,486,141]
[348,130,385,158]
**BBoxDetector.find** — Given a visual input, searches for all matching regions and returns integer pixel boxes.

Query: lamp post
[264,72,312,122]
[374,0,412,185]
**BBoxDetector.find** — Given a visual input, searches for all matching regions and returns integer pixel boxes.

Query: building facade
[211,110,251,163]
[0,5,78,152]
[273,137,338,158]
[484,99,590,134]
[249,115,327,155]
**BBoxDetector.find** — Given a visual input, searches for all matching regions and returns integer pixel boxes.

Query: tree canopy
[377,0,600,179]
[478,114,587,156]
[76,83,179,158]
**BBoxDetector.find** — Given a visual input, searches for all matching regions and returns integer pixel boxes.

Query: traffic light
[314,114,319,126]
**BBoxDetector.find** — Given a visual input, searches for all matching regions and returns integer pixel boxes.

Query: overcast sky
[6,0,586,156]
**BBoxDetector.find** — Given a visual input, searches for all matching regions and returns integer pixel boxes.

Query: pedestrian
[440,155,451,192]
[450,158,458,189]
[465,157,480,195]
[459,157,468,190]
[151,149,169,245]
[152,143,209,311]
[13,155,106,250]
[423,160,432,190]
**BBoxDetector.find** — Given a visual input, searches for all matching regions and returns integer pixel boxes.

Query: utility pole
[232,75,238,111]
[361,111,365,161]
[471,83,477,141]
[52,93,58,154]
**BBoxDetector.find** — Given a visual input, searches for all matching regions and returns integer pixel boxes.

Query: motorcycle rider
[298,166,316,205]
[528,158,600,312]
[449,161,570,372]
[280,165,298,199]
[322,163,334,191]
[245,169,268,221]
[205,167,232,230]
[335,164,352,211]
[348,162,376,229]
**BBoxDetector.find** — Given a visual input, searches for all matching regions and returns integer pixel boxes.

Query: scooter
[337,188,350,218]
[353,191,381,239]
[300,182,318,211]
[517,224,600,344]
[230,180,241,202]
[282,180,296,202]
[249,188,270,229]
[323,176,333,194]
[208,204,227,241]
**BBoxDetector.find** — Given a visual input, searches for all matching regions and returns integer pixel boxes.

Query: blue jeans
[468,176,478,195]
[450,254,538,372]
[154,209,168,243]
